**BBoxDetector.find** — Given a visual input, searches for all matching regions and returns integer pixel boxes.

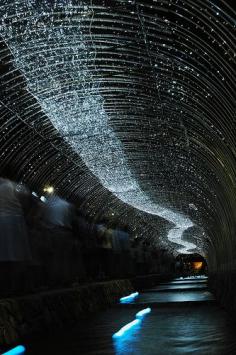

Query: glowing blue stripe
[2,345,26,355]
[112,319,141,338]
[113,307,151,338]
[136,307,151,318]
[120,292,139,303]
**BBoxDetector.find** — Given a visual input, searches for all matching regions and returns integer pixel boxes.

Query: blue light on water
[120,292,139,303]
[2,345,26,355]
[113,307,151,340]
[136,308,151,318]
[113,319,141,338]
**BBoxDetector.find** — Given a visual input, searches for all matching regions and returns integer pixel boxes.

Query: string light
[0,1,234,256]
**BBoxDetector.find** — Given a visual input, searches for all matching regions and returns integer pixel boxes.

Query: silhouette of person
[0,177,31,295]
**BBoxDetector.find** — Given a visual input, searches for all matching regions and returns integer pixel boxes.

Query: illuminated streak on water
[120,292,139,303]
[2,345,26,355]
[113,319,141,338]
[136,308,151,318]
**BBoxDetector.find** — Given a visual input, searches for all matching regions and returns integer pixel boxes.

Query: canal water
[22,277,236,354]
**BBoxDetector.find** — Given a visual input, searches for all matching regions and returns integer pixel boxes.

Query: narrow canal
[22,277,236,354]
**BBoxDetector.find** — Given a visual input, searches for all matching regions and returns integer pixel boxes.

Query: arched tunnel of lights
[0,1,235,265]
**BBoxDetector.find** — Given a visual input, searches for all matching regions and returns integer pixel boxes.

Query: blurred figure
[75,210,98,281]
[26,194,48,290]
[111,224,131,277]
[175,259,181,274]
[40,194,76,287]
[96,221,112,280]
[0,177,31,295]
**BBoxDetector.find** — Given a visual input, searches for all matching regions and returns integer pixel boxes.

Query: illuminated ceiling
[0,0,235,255]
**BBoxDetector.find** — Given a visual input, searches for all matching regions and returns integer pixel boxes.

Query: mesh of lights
[0,1,235,256]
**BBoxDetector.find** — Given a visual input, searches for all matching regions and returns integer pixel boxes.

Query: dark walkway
[26,276,236,355]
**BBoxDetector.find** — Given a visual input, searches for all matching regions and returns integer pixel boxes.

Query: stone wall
[207,231,236,321]
[208,268,236,320]
[0,279,133,349]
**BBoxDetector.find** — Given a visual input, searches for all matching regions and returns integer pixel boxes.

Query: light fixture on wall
[43,186,54,194]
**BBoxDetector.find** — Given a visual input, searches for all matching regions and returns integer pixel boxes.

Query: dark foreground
[19,277,236,354]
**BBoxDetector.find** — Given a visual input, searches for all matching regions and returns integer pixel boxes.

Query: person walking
[0,177,31,295]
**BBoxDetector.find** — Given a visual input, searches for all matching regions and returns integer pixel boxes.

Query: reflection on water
[130,290,214,304]
[120,292,139,304]
[2,345,26,355]
[24,278,236,355]
[26,305,236,355]
[113,320,142,355]
[113,319,141,338]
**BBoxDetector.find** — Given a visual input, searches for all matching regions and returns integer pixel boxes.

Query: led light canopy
[0,1,234,256]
